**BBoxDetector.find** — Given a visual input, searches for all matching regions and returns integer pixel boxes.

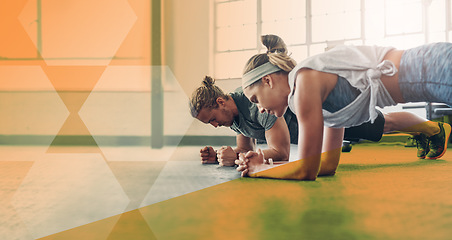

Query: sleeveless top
[287,45,398,128]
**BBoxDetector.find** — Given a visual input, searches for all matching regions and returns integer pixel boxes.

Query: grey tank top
[322,76,361,113]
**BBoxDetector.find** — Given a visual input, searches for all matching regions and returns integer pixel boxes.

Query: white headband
[242,62,281,89]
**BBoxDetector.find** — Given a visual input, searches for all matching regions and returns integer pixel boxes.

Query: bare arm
[234,134,255,153]
[318,126,344,176]
[292,70,326,180]
[236,70,337,180]
[262,117,291,161]
[219,118,291,165]
[236,126,344,178]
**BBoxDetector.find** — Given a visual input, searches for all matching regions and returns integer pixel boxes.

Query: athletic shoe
[405,136,416,148]
[341,144,352,152]
[426,122,452,159]
[411,134,430,159]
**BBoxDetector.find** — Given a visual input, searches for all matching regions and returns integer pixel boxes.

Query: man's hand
[200,146,217,164]
[216,146,238,167]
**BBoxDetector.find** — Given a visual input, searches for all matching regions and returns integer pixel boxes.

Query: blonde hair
[189,76,230,117]
[243,35,297,85]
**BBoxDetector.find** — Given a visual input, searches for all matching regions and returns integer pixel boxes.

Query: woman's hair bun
[261,34,287,54]
[202,76,215,87]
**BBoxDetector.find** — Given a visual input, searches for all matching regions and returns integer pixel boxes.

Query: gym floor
[2,143,452,240]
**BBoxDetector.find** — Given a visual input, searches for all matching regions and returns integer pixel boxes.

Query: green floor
[33,144,452,240]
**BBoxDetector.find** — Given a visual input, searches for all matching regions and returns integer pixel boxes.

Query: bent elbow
[271,149,290,161]
[303,175,317,181]
[281,146,292,161]
[280,151,290,161]
[296,169,318,181]
[319,169,336,176]
[319,162,339,176]
[304,172,318,181]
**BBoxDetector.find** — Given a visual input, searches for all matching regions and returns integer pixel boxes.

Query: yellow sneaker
[426,122,451,159]
[410,134,429,159]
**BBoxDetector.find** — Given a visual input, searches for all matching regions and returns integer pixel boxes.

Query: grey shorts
[398,42,452,105]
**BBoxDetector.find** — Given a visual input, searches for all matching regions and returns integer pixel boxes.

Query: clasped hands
[234,149,267,177]
[200,146,267,176]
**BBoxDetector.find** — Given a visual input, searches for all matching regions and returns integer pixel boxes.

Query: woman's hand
[235,149,267,177]
[216,146,238,166]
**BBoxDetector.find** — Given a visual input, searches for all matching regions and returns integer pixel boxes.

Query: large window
[213,0,452,80]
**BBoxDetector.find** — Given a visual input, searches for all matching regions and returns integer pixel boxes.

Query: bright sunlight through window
[213,0,452,80]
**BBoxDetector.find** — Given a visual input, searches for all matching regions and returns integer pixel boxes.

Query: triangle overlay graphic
[42,66,106,153]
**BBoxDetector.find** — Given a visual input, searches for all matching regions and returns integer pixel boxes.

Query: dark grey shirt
[230,89,298,144]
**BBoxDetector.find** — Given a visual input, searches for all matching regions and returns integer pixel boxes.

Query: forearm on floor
[249,147,340,180]
[249,155,321,181]
[318,148,341,176]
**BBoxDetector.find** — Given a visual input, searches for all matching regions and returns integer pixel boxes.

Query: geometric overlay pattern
[11,154,130,239]
[0,66,68,149]
[18,0,137,66]
[2,1,452,240]
[1,1,241,239]
[36,145,452,240]
[43,66,106,153]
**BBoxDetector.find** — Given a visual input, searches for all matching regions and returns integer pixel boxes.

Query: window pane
[342,11,361,39]
[216,24,257,51]
[216,27,231,52]
[312,0,360,15]
[365,0,385,40]
[365,12,384,40]
[288,45,308,63]
[214,0,451,82]
[343,0,362,12]
[365,0,384,11]
[215,1,257,52]
[230,24,257,50]
[216,78,242,93]
[312,11,361,42]
[429,0,446,33]
[365,38,389,46]
[384,34,424,49]
[215,50,256,79]
[311,15,328,42]
[216,2,231,27]
[312,0,339,15]
[262,18,306,45]
[344,40,363,45]
[309,43,328,56]
[429,32,446,42]
[323,14,344,40]
[386,0,422,35]
[262,0,305,22]
[216,0,257,27]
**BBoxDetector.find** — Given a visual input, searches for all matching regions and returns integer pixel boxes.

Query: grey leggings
[398,42,452,105]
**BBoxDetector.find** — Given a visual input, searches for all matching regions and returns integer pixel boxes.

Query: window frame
[212,0,451,81]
